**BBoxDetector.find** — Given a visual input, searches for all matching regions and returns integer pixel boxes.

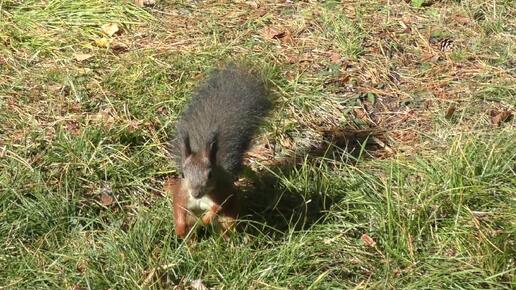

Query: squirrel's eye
[207,171,212,179]
[180,172,185,178]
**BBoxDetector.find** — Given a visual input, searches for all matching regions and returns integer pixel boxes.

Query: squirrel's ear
[205,131,218,163]
[180,132,192,159]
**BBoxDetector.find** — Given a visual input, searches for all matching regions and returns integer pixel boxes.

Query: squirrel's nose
[192,191,203,199]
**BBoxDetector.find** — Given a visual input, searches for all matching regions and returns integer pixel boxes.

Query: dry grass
[1,0,514,289]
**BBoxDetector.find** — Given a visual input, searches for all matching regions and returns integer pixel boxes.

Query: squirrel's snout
[191,190,204,199]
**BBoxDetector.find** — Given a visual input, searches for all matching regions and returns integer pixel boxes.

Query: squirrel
[167,63,271,239]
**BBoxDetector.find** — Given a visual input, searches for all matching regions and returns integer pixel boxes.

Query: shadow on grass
[237,126,387,236]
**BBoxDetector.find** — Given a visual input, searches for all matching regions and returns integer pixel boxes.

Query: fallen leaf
[330,52,341,64]
[399,20,412,33]
[88,110,115,128]
[392,130,418,143]
[337,73,351,84]
[361,234,376,247]
[112,43,129,54]
[285,54,299,64]
[490,110,513,126]
[445,105,456,119]
[251,6,268,18]
[353,108,368,121]
[388,70,401,85]
[100,192,114,206]
[74,53,93,62]
[451,14,470,25]
[226,10,243,19]
[101,23,119,37]
[94,38,110,48]
[76,260,87,273]
[66,121,81,136]
[261,26,289,41]
[422,51,441,62]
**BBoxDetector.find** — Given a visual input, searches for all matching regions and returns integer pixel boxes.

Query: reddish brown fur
[164,177,239,239]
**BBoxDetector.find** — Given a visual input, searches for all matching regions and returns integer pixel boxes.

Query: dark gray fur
[176,63,271,176]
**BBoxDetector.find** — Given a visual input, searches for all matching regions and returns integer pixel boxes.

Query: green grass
[1,0,515,289]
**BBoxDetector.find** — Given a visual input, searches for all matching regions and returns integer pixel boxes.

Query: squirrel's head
[179,131,218,199]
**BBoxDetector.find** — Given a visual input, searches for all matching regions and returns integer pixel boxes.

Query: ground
[0,0,515,289]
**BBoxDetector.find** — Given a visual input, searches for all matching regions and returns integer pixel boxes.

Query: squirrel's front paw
[201,210,217,225]
[175,221,188,238]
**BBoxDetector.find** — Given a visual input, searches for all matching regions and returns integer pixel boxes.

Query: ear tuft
[206,131,218,163]
[180,129,192,159]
